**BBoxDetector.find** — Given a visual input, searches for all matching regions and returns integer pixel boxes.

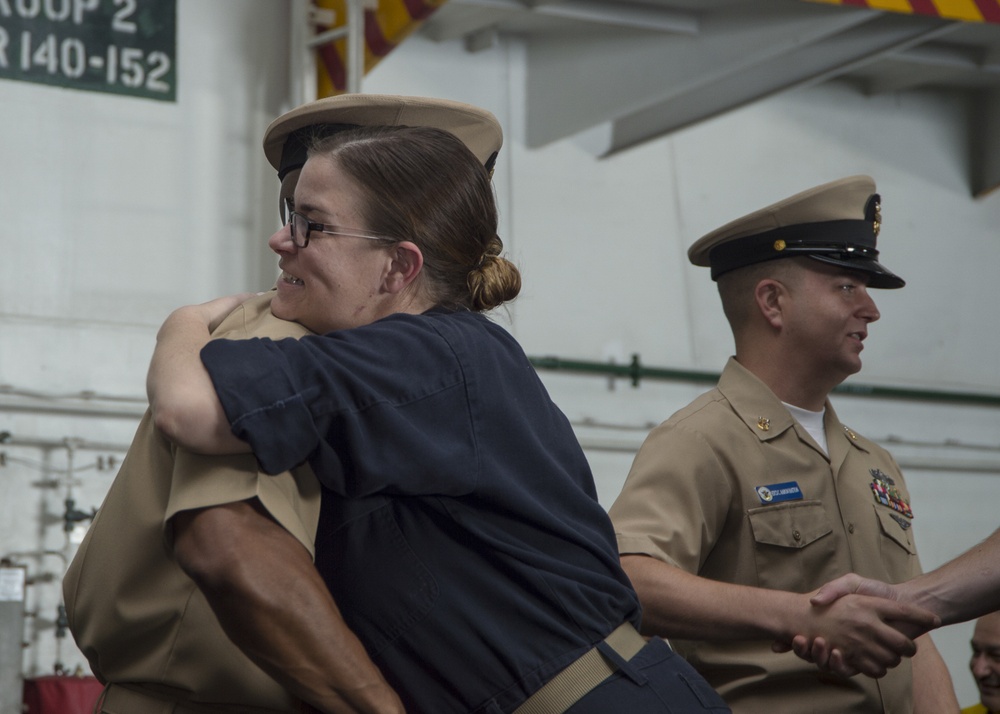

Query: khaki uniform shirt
[610,358,921,714]
[63,293,319,712]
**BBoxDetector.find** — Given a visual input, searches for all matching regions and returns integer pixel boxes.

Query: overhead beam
[422,0,699,42]
[862,62,966,94]
[971,88,1000,198]
[575,14,961,157]
[420,3,517,43]
[896,42,986,71]
[523,2,883,148]
[531,0,699,35]
[984,42,1000,70]
[465,26,500,52]
[864,40,1000,94]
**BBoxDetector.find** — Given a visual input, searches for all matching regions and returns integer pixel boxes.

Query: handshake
[778,528,1000,679]
[774,573,941,679]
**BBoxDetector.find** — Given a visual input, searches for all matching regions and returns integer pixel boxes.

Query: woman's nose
[269,223,296,253]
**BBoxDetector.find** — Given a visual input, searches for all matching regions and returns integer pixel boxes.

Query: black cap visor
[708,218,904,289]
[807,253,905,289]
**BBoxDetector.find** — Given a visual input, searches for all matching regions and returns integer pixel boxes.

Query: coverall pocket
[315,500,440,658]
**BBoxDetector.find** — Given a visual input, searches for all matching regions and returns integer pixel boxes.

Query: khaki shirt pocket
[874,505,917,582]
[747,500,839,592]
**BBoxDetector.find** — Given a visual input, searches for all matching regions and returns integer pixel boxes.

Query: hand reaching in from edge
[772,577,940,679]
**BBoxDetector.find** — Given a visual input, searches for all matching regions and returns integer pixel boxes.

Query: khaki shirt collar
[717,357,871,467]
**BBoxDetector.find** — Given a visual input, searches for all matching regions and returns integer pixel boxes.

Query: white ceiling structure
[417,0,1000,196]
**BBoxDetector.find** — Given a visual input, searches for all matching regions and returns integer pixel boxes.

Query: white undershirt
[783,402,828,455]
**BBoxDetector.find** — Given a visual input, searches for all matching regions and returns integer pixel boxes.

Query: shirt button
[793,530,801,541]
[848,524,856,534]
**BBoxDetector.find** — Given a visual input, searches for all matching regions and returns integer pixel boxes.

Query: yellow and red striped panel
[805,0,1000,24]
[314,0,448,96]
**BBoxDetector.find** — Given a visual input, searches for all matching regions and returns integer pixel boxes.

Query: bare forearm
[209,565,402,714]
[911,635,958,713]
[148,301,249,454]
[622,554,927,678]
[800,533,1000,648]
[174,501,404,714]
[621,554,801,641]
[902,529,1000,626]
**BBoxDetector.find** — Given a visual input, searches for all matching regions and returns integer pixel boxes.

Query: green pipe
[528,354,1000,408]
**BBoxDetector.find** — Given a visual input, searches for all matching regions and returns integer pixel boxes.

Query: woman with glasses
[147,120,729,714]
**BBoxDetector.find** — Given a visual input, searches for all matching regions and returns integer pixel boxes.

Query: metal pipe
[529,353,1000,408]
[574,435,1000,472]
[299,0,363,94]
[0,397,145,420]
[290,0,317,105]
[0,435,130,455]
[308,26,349,48]
[346,0,365,93]
[4,346,999,422]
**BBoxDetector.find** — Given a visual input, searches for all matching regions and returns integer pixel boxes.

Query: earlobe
[383,241,424,294]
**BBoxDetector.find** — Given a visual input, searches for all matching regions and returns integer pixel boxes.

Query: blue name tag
[755,481,803,504]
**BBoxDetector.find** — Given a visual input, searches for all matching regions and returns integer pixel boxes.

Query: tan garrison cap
[265,93,502,179]
[687,175,904,289]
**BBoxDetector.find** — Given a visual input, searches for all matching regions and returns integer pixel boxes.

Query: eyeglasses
[282,203,396,248]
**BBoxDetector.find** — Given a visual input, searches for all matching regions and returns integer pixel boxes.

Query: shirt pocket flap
[748,500,833,549]
[874,505,916,555]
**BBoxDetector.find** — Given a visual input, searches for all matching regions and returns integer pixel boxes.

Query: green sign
[0,0,176,101]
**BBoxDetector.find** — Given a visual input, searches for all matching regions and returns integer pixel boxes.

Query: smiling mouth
[281,271,304,286]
